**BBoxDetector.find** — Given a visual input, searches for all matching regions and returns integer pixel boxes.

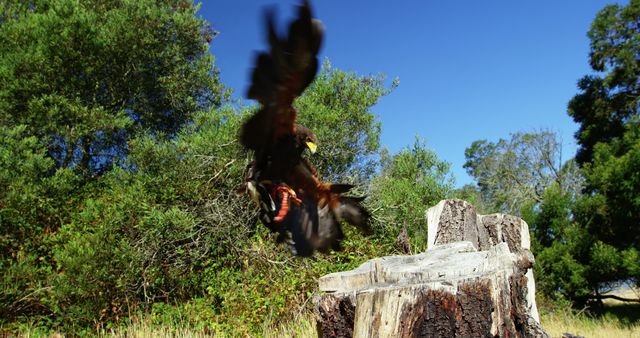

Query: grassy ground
[6,313,319,338]
[6,293,640,337]
[541,308,640,338]
[95,313,317,337]
[263,313,316,338]
[541,288,640,338]
[8,310,640,338]
[98,306,640,338]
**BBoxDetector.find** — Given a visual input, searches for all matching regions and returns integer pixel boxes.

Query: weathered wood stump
[315,199,549,337]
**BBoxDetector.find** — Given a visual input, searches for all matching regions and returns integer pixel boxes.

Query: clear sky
[200,0,626,187]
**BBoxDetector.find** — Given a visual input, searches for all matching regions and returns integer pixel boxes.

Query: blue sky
[200,0,626,187]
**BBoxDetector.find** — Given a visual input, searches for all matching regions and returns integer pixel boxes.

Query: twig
[591,294,640,303]
[13,286,53,306]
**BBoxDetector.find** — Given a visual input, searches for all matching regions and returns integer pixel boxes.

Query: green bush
[369,137,454,252]
[0,125,78,322]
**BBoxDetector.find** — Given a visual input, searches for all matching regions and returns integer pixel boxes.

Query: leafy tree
[52,106,253,328]
[567,0,640,294]
[0,0,403,334]
[464,131,584,215]
[529,182,639,306]
[369,137,454,251]
[584,119,640,250]
[532,0,640,305]
[567,0,640,255]
[568,0,640,165]
[0,125,79,320]
[526,184,588,301]
[576,119,640,295]
[0,0,227,327]
[0,0,227,175]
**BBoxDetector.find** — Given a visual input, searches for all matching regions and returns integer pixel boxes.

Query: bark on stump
[315,199,549,337]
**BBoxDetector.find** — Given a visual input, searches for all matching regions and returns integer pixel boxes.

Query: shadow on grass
[599,303,640,327]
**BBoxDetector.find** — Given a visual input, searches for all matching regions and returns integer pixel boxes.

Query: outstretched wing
[240,0,324,152]
[287,193,372,257]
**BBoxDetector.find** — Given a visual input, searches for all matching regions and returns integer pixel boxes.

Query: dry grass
[263,312,317,338]
[541,288,640,338]
[95,312,318,338]
[9,292,640,337]
[12,309,640,338]
[269,298,640,338]
[541,309,640,338]
[99,321,214,338]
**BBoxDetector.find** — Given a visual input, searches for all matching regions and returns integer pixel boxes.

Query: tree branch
[590,294,640,303]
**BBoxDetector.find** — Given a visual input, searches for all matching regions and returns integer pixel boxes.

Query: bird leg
[273,185,303,223]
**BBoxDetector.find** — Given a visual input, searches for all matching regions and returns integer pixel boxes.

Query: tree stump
[315,199,549,337]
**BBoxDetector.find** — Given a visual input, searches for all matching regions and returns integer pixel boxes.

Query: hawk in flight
[240,0,371,256]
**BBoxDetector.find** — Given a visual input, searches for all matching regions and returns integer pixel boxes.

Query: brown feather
[240,1,370,256]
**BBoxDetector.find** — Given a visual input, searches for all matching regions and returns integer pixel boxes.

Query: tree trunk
[315,199,549,338]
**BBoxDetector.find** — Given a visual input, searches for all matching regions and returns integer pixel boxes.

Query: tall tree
[534,0,640,305]
[0,0,226,323]
[568,0,640,246]
[0,0,227,175]
[15,62,396,331]
[568,0,640,165]
[568,0,640,283]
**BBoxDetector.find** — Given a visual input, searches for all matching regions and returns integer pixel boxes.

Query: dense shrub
[369,138,454,252]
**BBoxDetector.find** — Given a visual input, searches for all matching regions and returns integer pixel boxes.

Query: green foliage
[0,125,78,245]
[583,119,640,249]
[564,119,640,294]
[369,137,454,251]
[451,184,489,214]
[49,106,251,329]
[2,59,401,334]
[568,0,640,165]
[531,182,640,305]
[464,130,584,215]
[0,0,227,175]
[0,125,77,321]
[527,184,573,248]
[553,0,640,302]
[1,0,226,328]
[529,184,592,301]
[296,59,397,183]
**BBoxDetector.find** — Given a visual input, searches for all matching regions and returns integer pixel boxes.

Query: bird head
[295,125,318,154]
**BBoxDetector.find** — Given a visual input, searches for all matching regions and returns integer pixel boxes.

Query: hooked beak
[305,141,317,154]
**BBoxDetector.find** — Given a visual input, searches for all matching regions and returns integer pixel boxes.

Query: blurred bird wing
[241,1,324,151]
